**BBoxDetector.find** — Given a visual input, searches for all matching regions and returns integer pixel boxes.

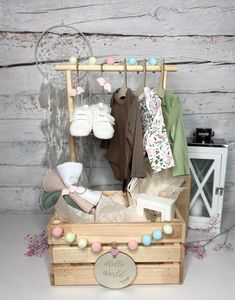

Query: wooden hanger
[135,59,147,97]
[154,59,166,98]
[76,59,80,88]
[117,58,128,99]
[100,63,106,102]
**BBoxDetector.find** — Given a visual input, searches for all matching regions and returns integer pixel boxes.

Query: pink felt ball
[128,240,138,251]
[91,241,102,253]
[52,226,63,238]
[106,56,115,65]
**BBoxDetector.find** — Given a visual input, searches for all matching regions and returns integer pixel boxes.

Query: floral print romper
[138,87,175,172]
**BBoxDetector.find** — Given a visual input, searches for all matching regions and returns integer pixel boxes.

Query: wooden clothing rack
[55,64,177,72]
[55,63,177,162]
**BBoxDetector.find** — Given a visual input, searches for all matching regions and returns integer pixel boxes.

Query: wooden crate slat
[50,244,183,264]
[51,263,182,286]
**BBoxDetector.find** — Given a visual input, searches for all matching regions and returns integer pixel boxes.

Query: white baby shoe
[70,105,92,137]
[92,103,115,139]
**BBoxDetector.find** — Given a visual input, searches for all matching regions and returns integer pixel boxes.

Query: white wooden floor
[0,212,234,300]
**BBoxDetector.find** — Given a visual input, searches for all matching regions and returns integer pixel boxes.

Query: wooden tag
[94,252,137,289]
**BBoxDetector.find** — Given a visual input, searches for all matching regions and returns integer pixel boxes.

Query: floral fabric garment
[138,87,175,172]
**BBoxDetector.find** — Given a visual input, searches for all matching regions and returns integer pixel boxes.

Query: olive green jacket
[161,91,190,176]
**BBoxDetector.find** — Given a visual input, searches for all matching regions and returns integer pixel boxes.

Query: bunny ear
[104,82,112,93]
[77,86,84,95]
[96,77,106,86]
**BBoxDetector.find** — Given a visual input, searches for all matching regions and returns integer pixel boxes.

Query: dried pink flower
[24,230,49,257]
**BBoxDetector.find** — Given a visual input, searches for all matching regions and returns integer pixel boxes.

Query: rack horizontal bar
[55,64,177,72]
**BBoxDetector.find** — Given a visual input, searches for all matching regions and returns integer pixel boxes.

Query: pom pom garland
[25,216,235,259]
[49,224,176,252]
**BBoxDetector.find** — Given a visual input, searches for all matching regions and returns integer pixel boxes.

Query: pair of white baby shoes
[70,103,115,139]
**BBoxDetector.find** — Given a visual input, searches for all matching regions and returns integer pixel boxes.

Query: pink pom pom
[91,241,102,253]
[106,56,115,65]
[52,227,63,238]
[128,240,138,251]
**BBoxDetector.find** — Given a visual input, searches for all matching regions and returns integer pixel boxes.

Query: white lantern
[188,138,228,233]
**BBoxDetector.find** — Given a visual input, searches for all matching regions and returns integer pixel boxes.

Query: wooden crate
[48,176,190,286]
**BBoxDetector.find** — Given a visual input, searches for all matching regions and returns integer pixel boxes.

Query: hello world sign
[94,252,137,289]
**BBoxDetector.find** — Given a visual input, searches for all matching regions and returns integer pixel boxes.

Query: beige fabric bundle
[129,159,185,205]
[43,170,93,213]
[55,196,95,223]
[95,193,148,223]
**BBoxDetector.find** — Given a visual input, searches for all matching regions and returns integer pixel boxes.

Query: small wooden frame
[137,194,175,221]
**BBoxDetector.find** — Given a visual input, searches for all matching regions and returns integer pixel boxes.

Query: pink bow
[96,77,112,93]
[61,185,77,196]
[70,86,84,97]
[70,89,77,97]
[77,86,84,95]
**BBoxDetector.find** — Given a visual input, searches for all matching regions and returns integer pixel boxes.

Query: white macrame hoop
[35,24,93,84]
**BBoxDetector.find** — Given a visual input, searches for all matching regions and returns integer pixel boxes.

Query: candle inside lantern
[191,198,204,216]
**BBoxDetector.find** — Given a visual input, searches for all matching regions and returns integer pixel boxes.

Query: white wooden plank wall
[0,0,234,212]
